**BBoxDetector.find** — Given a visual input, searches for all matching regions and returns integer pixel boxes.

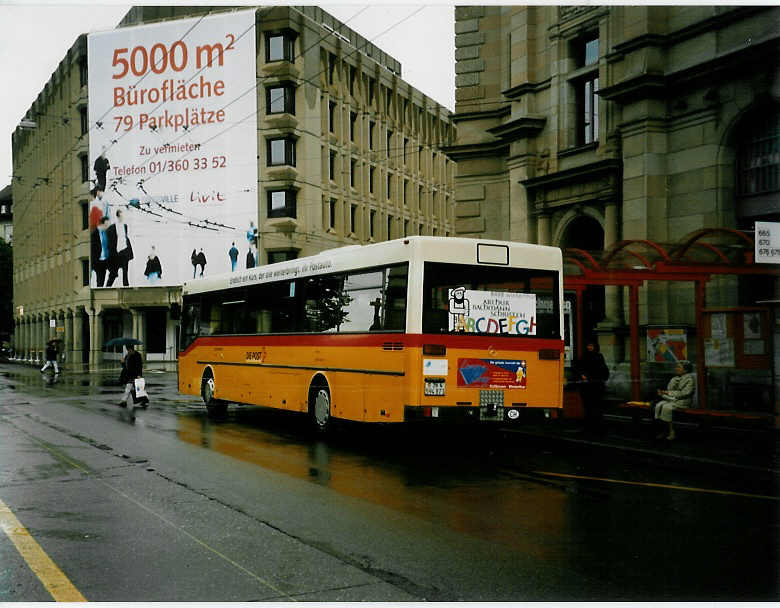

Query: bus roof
[182,236,562,295]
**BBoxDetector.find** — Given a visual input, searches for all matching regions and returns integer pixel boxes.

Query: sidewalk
[505,411,779,476]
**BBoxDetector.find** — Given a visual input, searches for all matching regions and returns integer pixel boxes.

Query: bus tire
[309,380,331,433]
[202,373,227,417]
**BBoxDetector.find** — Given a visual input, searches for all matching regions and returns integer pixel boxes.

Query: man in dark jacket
[119,343,143,407]
[575,339,610,430]
[106,210,133,287]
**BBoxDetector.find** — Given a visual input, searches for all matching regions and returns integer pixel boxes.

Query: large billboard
[88,10,258,288]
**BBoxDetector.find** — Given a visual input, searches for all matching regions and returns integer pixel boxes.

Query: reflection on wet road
[177,411,569,550]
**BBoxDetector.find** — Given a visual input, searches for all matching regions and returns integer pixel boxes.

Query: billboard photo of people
[87,10,258,287]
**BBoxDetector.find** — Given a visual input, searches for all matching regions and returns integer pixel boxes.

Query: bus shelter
[563,229,779,412]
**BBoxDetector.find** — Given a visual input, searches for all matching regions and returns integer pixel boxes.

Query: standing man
[106,208,133,286]
[90,216,112,287]
[94,152,110,192]
[228,242,239,271]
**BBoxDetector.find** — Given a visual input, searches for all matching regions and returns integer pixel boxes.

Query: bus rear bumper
[404,405,559,423]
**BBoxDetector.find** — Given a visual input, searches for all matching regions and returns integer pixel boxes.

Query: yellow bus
[178,237,564,429]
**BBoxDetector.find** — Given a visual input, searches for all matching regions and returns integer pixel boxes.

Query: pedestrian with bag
[118,343,147,407]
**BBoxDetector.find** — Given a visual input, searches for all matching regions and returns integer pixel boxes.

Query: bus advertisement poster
[457,358,528,389]
[448,288,537,335]
[87,10,258,288]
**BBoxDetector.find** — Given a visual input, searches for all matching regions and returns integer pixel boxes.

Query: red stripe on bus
[180,334,563,356]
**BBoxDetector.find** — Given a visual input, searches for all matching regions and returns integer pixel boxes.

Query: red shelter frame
[563,229,779,407]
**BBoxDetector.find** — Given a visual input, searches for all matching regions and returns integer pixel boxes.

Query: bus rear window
[422,262,560,339]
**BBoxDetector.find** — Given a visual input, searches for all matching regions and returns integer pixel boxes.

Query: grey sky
[0,2,455,184]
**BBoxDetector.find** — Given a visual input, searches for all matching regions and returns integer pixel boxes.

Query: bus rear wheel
[309,381,331,433]
[202,373,227,417]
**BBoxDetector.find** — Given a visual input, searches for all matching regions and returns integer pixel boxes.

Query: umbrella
[104,337,142,348]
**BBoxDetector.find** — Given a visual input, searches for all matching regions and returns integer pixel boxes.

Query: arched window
[737,106,779,198]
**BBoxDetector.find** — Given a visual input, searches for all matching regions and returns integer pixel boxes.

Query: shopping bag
[132,377,149,405]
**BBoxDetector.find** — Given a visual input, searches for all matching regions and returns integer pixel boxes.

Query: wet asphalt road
[0,362,777,601]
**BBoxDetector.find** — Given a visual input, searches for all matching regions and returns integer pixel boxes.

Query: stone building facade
[11,5,455,370]
[446,5,779,402]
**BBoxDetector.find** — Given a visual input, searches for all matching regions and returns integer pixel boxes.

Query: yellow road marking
[0,498,87,602]
[10,421,296,601]
[534,471,779,501]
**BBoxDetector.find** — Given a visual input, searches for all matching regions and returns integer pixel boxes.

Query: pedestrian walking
[118,343,143,407]
[40,340,59,374]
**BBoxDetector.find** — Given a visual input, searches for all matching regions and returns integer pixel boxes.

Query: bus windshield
[422,262,560,339]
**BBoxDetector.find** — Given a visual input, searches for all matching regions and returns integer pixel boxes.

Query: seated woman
[654,361,695,441]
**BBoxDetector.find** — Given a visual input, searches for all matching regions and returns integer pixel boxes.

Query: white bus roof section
[182,236,562,296]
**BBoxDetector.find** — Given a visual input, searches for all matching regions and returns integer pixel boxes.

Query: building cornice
[486,116,546,142]
[440,141,509,162]
[501,79,552,100]
[520,159,621,191]
[451,106,510,124]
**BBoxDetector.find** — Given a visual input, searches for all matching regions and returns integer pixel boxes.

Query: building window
[79,58,87,87]
[369,166,375,194]
[267,137,296,166]
[403,138,408,164]
[350,112,357,142]
[80,200,88,230]
[577,75,599,145]
[329,101,337,133]
[403,219,409,237]
[329,150,336,180]
[403,180,408,206]
[386,130,392,158]
[267,189,297,218]
[350,158,357,188]
[574,35,599,146]
[349,65,356,96]
[385,87,392,113]
[370,210,376,239]
[79,107,88,135]
[266,83,295,114]
[81,259,89,287]
[418,145,423,170]
[80,154,89,183]
[266,30,295,62]
[328,52,336,85]
[418,185,423,210]
[387,215,393,239]
[386,172,392,200]
[350,204,357,235]
[268,250,297,264]
[368,78,375,106]
[329,198,336,229]
[418,223,423,236]
[369,121,375,149]
[737,107,780,197]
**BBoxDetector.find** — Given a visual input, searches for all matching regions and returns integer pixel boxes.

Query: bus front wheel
[309,382,331,433]
[202,374,227,417]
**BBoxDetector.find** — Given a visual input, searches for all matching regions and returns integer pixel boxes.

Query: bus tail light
[423,344,446,356]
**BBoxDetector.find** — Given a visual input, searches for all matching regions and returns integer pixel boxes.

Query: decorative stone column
[597,202,625,362]
[88,307,104,370]
[537,213,551,246]
[73,308,84,372]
